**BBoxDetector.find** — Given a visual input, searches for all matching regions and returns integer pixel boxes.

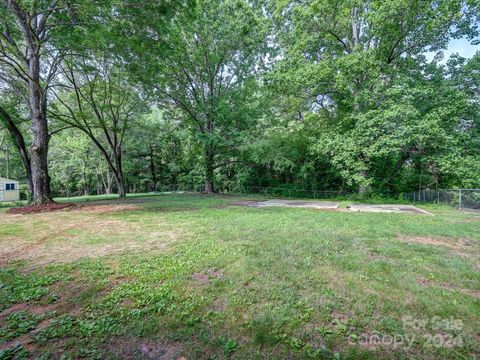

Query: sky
[426,37,480,62]
[444,37,480,58]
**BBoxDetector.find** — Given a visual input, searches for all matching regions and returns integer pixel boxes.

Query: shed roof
[0,177,19,183]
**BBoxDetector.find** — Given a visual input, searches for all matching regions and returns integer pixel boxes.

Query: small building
[0,177,20,202]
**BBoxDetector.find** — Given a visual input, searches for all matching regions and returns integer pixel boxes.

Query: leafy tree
[133,0,267,193]
[49,130,104,196]
[0,0,66,203]
[269,0,478,193]
[50,58,145,197]
[0,0,110,203]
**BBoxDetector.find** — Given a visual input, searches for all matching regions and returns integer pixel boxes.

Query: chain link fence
[403,189,480,210]
[57,185,347,201]
[55,185,480,210]
[230,186,346,199]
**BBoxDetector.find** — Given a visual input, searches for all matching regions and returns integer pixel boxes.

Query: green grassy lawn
[0,191,182,208]
[0,194,478,359]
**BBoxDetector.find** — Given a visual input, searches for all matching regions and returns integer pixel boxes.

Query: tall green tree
[132,0,267,193]
[50,58,145,197]
[0,0,65,203]
[0,0,108,203]
[270,0,478,193]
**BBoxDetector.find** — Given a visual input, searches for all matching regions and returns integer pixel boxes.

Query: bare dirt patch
[331,309,353,324]
[191,272,210,284]
[0,232,176,268]
[211,298,227,312]
[0,334,37,352]
[75,204,139,214]
[0,303,29,317]
[103,337,184,360]
[191,268,225,285]
[7,202,77,215]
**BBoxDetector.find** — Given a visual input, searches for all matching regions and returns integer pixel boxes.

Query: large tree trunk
[204,148,215,194]
[114,149,126,197]
[28,52,52,204]
[0,106,33,196]
[3,1,53,204]
[115,172,126,197]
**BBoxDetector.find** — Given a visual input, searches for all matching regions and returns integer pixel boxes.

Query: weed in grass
[251,313,279,345]
[217,336,237,357]
[0,269,64,310]
[0,345,30,360]
[0,311,42,342]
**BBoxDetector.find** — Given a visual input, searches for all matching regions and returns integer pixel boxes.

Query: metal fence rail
[403,189,480,210]
[56,185,480,210]
[57,185,348,200]
[231,186,346,199]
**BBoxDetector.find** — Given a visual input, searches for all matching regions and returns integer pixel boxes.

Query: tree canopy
[1,0,479,199]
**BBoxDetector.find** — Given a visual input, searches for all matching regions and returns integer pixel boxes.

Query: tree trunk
[82,163,89,196]
[351,6,368,195]
[100,170,113,195]
[116,173,126,197]
[204,148,215,194]
[149,143,157,191]
[106,172,113,194]
[114,149,126,197]
[83,131,126,198]
[28,51,52,204]
[358,169,369,194]
[351,7,360,48]
[0,106,34,196]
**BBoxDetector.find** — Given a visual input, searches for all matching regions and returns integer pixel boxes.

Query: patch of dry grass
[396,234,478,260]
[0,205,180,267]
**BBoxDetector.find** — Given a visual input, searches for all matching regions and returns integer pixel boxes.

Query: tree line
[0,0,479,203]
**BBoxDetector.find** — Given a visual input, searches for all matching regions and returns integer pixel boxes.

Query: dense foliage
[1,0,479,199]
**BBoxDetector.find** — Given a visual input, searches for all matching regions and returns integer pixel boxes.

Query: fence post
[459,189,462,208]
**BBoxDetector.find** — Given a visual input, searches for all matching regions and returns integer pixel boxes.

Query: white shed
[0,177,20,202]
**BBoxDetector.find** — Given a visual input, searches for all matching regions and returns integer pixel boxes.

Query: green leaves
[266,0,480,192]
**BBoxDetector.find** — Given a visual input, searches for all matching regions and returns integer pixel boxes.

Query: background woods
[1,0,480,200]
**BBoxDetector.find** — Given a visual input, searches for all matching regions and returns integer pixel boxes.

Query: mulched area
[7,202,77,215]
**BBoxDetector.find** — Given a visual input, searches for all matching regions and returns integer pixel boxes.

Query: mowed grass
[0,194,479,359]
